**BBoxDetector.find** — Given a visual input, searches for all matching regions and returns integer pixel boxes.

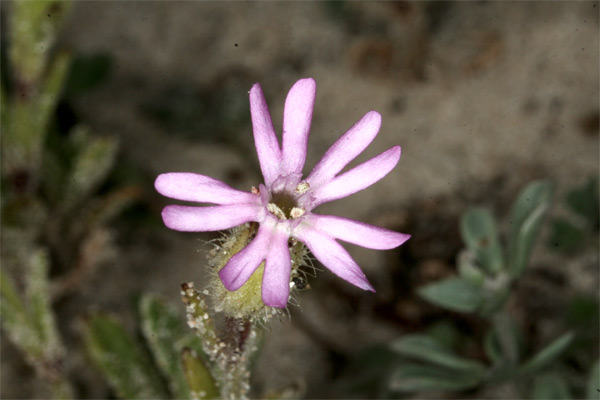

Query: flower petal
[311,146,401,207]
[295,224,374,291]
[250,83,282,187]
[282,78,316,177]
[219,224,271,291]
[155,173,259,205]
[307,111,381,188]
[161,204,260,232]
[261,230,291,308]
[303,214,410,250]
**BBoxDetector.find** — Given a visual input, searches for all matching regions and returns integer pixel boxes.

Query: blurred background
[1,1,598,399]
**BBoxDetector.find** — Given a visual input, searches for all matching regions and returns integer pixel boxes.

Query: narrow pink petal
[261,230,291,308]
[161,204,260,232]
[312,146,401,207]
[219,224,271,291]
[303,214,410,250]
[295,225,374,291]
[307,111,381,188]
[155,173,259,205]
[282,78,316,176]
[250,83,282,187]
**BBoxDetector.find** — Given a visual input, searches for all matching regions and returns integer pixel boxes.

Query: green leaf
[587,360,599,400]
[531,373,571,399]
[82,313,168,399]
[62,126,118,211]
[507,180,553,277]
[39,52,71,129]
[9,0,72,85]
[519,331,574,375]
[25,249,61,351]
[483,327,502,364]
[2,53,71,180]
[181,348,219,399]
[460,208,504,274]
[0,250,73,399]
[390,334,487,374]
[418,277,482,313]
[491,312,522,365]
[478,274,512,317]
[389,363,483,393]
[1,249,64,362]
[139,295,190,399]
[0,267,35,352]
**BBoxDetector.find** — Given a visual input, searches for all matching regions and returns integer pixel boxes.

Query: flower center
[268,191,304,220]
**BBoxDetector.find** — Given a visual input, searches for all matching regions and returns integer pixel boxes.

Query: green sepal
[82,313,168,399]
[507,180,553,278]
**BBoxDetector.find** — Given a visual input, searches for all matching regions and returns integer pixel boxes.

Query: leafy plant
[388,181,582,397]
[1,2,135,398]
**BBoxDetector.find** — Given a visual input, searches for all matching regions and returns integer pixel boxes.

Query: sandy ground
[2,1,598,398]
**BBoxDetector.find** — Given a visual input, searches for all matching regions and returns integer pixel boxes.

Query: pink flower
[155,78,410,308]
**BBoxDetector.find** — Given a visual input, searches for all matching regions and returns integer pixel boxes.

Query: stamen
[251,186,260,195]
[295,182,310,195]
[290,207,305,219]
[267,203,286,220]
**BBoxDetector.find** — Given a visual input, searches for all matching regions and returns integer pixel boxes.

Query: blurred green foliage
[385,181,597,399]
[1,1,136,398]
[82,312,169,400]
